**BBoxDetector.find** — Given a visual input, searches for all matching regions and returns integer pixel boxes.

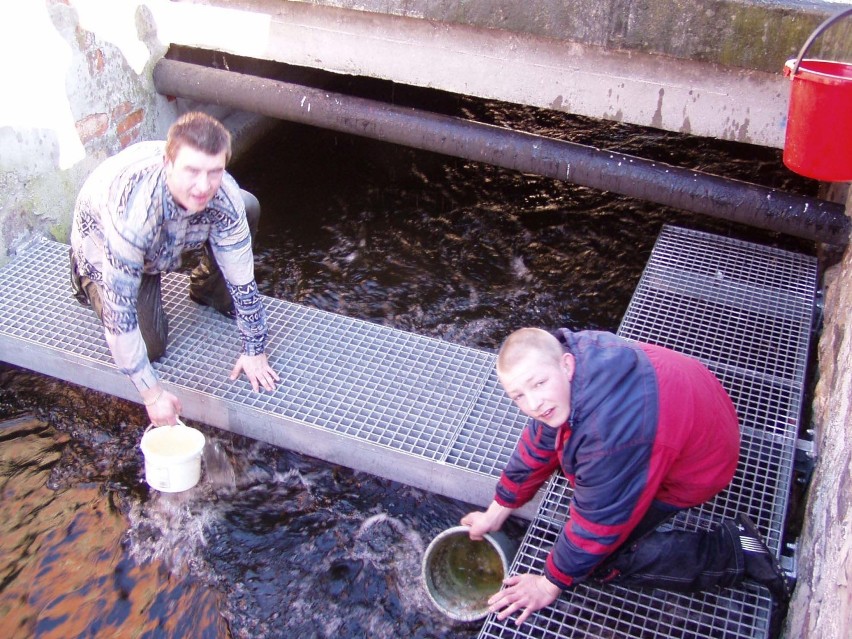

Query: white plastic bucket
[421,525,518,622]
[140,419,205,492]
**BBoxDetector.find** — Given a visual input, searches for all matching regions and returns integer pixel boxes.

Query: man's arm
[206,178,275,389]
[140,384,183,426]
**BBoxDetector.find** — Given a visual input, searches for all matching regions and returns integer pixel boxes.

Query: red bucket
[783,8,852,182]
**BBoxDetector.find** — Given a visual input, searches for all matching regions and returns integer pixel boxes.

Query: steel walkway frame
[0,225,817,638]
[480,226,816,639]
[0,237,534,517]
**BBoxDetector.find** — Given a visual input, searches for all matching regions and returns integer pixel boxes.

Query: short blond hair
[496,328,564,376]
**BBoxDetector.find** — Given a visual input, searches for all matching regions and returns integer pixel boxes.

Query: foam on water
[126,486,216,574]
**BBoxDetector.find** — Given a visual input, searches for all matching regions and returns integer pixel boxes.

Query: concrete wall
[163,0,850,150]
[0,0,177,265]
[303,0,846,73]
[785,185,852,639]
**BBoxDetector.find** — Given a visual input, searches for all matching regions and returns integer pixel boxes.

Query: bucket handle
[145,417,187,433]
[789,7,852,76]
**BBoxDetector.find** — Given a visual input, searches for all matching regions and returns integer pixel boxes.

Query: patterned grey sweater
[70,141,268,391]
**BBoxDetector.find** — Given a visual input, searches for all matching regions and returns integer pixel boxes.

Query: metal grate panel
[158,277,497,459]
[0,239,504,473]
[447,367,528,475]
[480,226,817,639]
[0,226,817,639]
[619,226,816,548]
[0,242,114,366]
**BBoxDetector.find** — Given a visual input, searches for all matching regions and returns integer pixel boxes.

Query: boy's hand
[460,511,494,539]
[488,573,561,626]
[461,500,514,539]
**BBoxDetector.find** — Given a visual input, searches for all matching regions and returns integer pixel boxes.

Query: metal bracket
[794,436,817,485]
[781,541,799,582]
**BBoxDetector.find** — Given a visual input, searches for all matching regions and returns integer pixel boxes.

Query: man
[462,327,791,626]
[70,111,279,426]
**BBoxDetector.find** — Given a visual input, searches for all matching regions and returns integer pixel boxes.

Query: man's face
[164,145,228,213]
[499,352,574,428]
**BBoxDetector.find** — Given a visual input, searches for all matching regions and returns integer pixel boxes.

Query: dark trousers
[70,190,260,362]
[593,501,744,593]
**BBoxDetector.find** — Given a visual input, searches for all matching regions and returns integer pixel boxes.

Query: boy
[70,111,279,426]
[462,328,790,626]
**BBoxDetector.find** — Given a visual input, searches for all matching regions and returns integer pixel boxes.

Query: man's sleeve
[495,420,560,508]
[100,206,159,391]
[208,179,267,356]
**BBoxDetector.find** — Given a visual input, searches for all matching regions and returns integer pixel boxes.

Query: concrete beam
[154,0,845,148]
[297,0,842,74]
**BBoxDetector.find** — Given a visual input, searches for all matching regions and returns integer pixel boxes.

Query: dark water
[0,98,819,638]
[244,98,817,348]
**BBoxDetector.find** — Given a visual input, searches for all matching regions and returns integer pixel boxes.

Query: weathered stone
[785,187,852,639]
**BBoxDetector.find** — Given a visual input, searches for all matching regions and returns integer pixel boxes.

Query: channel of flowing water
[0,99,818,638]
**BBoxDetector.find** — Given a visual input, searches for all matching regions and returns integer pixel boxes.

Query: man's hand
[142,386,182,426]
[487,573,561,626]
[461,500,514,540]
[230,353,280,392]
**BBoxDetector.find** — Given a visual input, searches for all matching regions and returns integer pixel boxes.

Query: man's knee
[137,273,169,361]
[144,335,167,362]
[241,189,261,235]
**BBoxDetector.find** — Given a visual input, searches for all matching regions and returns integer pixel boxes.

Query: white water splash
[125,488,217,575]
[354,512,433,613]
[202,440,236,489]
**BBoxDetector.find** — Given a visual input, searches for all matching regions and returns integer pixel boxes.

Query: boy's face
[499,352,575,428]
[164,144,228,213]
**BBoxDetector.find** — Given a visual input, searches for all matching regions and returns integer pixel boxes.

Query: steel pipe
[154,59,849,245]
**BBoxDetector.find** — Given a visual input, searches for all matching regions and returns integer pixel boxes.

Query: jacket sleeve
[543,440,656,588]
[495,419,561,508]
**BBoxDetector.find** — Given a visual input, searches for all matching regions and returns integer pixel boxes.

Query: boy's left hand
[488,573,561,626]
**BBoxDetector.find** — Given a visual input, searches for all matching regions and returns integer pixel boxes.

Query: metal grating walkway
[480,225,817,639]
[0,225,817,639]
[0,237,533,515]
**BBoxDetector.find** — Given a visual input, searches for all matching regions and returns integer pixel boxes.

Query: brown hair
[497,328,563,376]
[165,111,232,163]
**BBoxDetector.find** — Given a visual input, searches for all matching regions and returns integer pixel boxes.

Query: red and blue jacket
[495,330,740,589]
